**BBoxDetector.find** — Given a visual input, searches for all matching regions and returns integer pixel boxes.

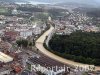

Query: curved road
[35,25,100,71]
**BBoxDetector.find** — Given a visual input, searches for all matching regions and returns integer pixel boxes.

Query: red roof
[4,31,19,36]
[14,66,22,73]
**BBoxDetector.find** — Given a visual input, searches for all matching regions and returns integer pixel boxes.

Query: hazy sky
[7,0,100,4]
[30,0,100,6]
[5,0,100,6]
[31,0,100,3]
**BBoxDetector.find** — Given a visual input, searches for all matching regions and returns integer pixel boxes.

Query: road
[35,25,100,71]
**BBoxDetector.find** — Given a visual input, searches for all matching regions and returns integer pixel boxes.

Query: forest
[49,31,100,66]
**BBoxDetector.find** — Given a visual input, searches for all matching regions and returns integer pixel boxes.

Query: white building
[0,21,5,24]
[20,30,33,39]
[12,8,18,15]
[0,52,13,63]
[33,27,41,35]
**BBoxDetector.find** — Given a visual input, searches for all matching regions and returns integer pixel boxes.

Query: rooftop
[0,52,13,63]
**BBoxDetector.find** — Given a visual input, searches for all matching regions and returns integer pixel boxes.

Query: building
[0,52,13,63]
[20,30,32,39]
[0,68,11,75]
[33,27,41,35]
[4,31,19,41]
[12,8,18,15]
[0,40,11,51]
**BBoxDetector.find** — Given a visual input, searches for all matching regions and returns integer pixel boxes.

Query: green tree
[16,39,28,47]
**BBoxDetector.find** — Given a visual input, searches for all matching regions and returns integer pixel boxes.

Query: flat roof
[0,52,13,63]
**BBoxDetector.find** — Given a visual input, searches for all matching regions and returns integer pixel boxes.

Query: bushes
[16,39,28,47]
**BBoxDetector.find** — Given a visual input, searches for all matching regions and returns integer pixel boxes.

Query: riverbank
[35,25,100,71]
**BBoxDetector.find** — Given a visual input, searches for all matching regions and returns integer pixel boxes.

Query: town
[0,0,100,75]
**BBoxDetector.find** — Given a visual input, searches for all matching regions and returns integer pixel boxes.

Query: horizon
[14,0,100,7]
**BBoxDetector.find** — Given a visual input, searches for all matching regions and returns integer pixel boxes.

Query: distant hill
[0,0,27,3]
[56,2,91,7]
[55,1,100,8]
[28,0,100,6]
[1,0,100,7]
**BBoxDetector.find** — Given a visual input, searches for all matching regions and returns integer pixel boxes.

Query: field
[0,7,8,13]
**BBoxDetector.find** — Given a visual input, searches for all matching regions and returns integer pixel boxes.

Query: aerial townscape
[0,0,100,75]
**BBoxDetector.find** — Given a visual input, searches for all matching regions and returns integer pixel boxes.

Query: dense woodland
[49,31,100,66]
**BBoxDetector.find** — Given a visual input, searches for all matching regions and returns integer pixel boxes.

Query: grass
[0,7,8,13]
